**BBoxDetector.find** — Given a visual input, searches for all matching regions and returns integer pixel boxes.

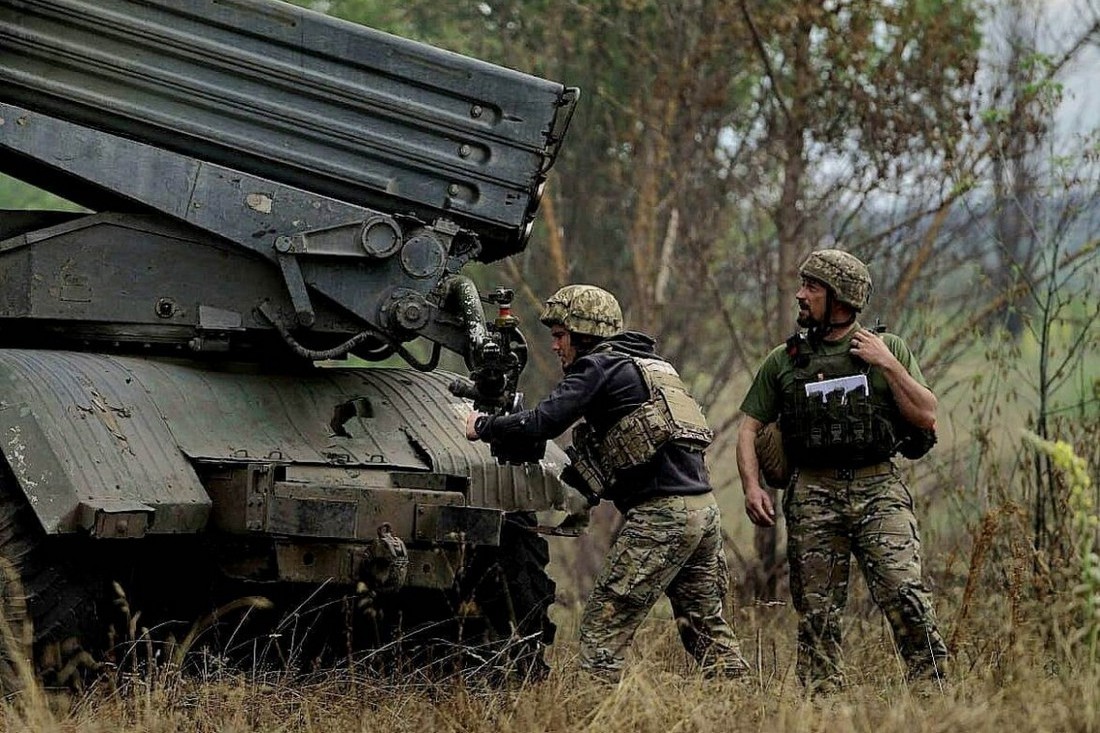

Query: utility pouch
[562,446,602,506]
[754,422,791,488]
[570,422,612,495]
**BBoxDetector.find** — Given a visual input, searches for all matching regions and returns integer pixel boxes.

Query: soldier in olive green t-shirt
[736,250,947,691]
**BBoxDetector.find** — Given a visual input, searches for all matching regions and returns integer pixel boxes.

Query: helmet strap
[807,290,856,344]
[825,312,857,334]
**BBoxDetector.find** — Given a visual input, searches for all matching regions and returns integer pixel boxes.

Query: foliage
[1022,431,1100,659]
[0,174,80,211]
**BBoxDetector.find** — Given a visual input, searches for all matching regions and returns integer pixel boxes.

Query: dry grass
[1,592,1097,733]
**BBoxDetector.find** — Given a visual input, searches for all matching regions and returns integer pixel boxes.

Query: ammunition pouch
[781,386,897,469]
[562,446,602,506]
[595,357,713,472]
[568,424,612,498]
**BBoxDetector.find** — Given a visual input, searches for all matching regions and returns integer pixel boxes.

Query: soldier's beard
[796,303,820,328]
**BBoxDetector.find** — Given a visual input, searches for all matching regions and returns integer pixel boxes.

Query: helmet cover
[799,249,873,310]
[539,284,623,337]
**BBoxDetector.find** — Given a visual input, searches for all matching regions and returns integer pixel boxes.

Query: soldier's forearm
[736,425,763,492]
[881,362,937,429]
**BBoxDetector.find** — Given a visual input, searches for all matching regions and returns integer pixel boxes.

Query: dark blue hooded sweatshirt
[476,330,712,512]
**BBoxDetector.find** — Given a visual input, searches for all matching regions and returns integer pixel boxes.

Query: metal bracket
[76,499,154,539]
[273,217,404,259]
[413,503,502,545]
[275,251,315,327]
[189,304,245,352]
[244,463,275,532]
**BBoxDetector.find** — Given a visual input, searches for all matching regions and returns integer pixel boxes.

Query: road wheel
[356,512,557,681]
[458,512,557,680]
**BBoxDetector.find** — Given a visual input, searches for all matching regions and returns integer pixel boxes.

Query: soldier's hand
[465,412,483,441]
[744,485,776,527]
[849,327,895,369]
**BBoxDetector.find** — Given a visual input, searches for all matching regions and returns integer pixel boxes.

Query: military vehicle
[0,0,579,681]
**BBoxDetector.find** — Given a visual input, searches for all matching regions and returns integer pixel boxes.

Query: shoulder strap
[785,331,811,368]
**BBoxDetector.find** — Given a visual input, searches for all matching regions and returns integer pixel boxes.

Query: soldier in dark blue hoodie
[465,285,748,679]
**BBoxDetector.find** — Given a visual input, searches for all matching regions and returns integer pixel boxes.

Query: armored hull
[0,0,579,684]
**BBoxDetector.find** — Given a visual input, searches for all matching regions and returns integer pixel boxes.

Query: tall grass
[3,602,1099,733]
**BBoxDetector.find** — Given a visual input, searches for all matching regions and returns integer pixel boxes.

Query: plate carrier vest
[778,333,901,468]
[569,354,712,496]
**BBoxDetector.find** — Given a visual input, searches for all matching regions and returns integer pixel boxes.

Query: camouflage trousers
[579,492,748,677]
[784,464,948,687]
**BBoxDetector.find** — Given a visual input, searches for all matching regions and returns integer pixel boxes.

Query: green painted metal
[0,350,569,536]
[0,0,578,260]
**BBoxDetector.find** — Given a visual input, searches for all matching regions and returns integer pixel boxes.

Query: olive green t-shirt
[739,324,929,423]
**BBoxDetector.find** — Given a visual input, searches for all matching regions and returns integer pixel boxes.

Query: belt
[798,462,893,480]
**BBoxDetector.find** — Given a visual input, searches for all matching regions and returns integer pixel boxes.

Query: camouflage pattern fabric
[783,466,948,687]
[539,284,623,337]
[595,357,712,471]
[799,249,872,310]
[579,493,749,677]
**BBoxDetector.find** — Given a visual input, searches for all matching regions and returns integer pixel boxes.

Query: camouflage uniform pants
[579,492,747,676]
[784,464,948,687]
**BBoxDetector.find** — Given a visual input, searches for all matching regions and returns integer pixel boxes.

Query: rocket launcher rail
[0,0,576,261]
[0,0,578,413]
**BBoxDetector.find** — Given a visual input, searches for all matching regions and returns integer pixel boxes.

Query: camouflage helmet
[539,284,623,338]
[799,249,873,311]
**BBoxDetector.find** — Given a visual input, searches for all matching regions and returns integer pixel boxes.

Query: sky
[1025,0,1100,140]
